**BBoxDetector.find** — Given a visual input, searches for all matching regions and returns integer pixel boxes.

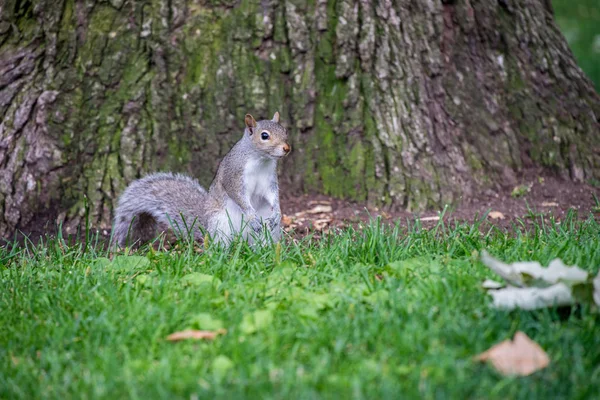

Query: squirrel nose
[283,144,291,154]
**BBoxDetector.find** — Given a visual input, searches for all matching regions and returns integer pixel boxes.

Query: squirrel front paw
[267,211,281,230]
[248,216,263,234]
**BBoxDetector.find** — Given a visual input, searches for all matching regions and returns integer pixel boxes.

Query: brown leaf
[166,329,227,342]
[307,200,331,206]
[313,217,333,231]
[488,211,505,220]
[419,216,440,222]
[475,331,550,376]
[306,205,333,214]
[281,214,293,226]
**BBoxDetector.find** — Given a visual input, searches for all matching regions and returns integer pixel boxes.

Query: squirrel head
[244,112,291,159]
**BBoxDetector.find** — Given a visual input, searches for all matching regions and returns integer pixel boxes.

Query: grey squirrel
[111,112,290,247]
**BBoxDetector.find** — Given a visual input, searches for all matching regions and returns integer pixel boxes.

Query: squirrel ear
[272,111,280,123]
[245,114,257,135]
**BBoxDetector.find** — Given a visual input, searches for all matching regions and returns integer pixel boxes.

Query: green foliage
[554,0,600,90]
[1,214,600,398]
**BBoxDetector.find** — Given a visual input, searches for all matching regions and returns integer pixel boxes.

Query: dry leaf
[166,329,226,342]
[541,201,559,207]
[475,331,550,376]
[482,279,504,289]
[481,251,589,288]
[313,217,333,231]
[488,211,505,220]
[419,216,440,222]
[306,205,333,214]
[488,284,575,310]
[481,251,600,310]
[281,214,293,226]
[307,200,331,206]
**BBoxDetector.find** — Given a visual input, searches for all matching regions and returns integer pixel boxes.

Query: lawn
[1,213,599,399]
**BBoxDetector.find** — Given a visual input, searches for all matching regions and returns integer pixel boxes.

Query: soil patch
[280,171,600,237]
[4,170,599,246]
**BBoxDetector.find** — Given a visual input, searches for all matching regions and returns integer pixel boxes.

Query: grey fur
[111,172,209,247]
[111,114,289,247]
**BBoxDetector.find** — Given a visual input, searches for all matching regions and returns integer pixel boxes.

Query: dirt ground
[280,170,600,237]
[5,169,599,246]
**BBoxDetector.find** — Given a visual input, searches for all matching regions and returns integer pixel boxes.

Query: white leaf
[482,279,505,289]
[480,251,588,288]
[488,283,575,310]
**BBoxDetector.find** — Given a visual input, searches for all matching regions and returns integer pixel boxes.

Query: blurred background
[554,0,600,90]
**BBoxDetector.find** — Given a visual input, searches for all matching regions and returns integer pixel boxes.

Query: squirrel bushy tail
[111,173,208,247]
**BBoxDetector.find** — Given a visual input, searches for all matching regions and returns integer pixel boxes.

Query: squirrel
[111,112,291,247]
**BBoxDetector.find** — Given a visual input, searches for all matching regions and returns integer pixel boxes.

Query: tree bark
[0,0,598,237]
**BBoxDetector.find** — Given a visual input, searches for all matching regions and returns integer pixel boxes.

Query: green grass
[1,213,600,399]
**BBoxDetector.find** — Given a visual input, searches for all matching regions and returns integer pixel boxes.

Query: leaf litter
[474,252,600,375]
[475,331,550,376]
[480,251,599,311]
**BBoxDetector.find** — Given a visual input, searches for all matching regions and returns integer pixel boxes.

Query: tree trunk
[1,0,599,237]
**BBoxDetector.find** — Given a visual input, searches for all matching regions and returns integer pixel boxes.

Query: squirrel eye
[260,131,270,140]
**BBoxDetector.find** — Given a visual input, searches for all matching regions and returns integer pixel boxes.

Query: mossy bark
[0,0,599,236]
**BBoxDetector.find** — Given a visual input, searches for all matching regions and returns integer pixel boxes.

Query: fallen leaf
[281,214,293,226]
[419,216,440,222]
[488,284,575,310]
[189,313,224,330]
[541,201,559,207]
[475,331,550,376]
[511,184,532,198]
[181,272,222,287]
[307,200,331,206]
[481,251,589,288]
[306,205,333,214]
[313,217,333,231]
[111,255,150,271]
[212,355,234,380]
[482,279,504,289]
[166,329,227,341]
[480,251,600,310]
[240,309,273,334]
[488,211,505,220]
